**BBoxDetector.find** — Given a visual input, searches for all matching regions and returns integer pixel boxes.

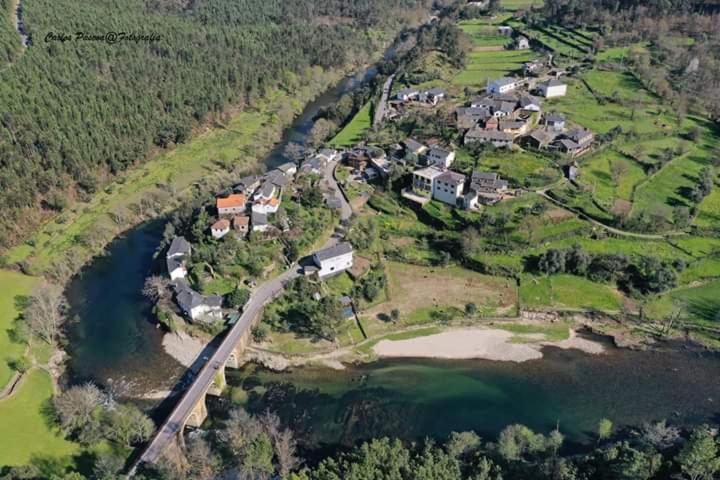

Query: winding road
[373,74,395,128]
[134,159,352,470]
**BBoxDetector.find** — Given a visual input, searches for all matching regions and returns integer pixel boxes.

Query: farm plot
[361,261,518,327]
[578,149,646,212]
[453,50,536,86]
[520,274,623,311]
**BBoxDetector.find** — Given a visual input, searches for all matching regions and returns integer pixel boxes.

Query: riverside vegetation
[0,0,437,474]
[136,409,720,480]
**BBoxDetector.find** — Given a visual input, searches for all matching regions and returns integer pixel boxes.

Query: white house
[253,181,277,201]
[433,170,466,206]
[515,36,530,49]
[167,236,191,259]
[166,236,191,281]
[537,79,567,98]
[251,197,281,215]
[167,257,187,281]
[519,95,542,112]
[488,77,519,95]
[412,166,445,196]
[396,87,420,102]
[175,283,223,322]
[317,148,341,163]
[211,219,231,239]
[403,138,428,157]
[252,211,270,232]
[419,87,447,105]
[312,242,354,278]
[426,146,455,168]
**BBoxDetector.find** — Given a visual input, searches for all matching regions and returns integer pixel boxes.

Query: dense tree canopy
[0,0,430,248]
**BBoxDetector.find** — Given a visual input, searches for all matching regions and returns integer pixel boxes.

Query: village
[147,0,720,378]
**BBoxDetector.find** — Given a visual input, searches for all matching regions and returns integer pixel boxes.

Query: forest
[0,0,430,250]
[126,409,720,480]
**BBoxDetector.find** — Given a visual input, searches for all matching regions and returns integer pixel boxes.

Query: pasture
[452,50,536,86]
[520,274,623,311]
[329,102,372,148]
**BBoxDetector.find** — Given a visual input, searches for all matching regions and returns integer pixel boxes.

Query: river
[64,45,397,396]
[63,22,720,450]
[222,342,720,451]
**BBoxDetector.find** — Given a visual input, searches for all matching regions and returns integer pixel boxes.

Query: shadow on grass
[684,297,720,324]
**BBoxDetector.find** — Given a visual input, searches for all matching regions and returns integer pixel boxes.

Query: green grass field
[579,149,646,211]
[547,78,676,135]
[329,103,372,148]
[696,188,720,228]
[0,270,38,388]
[631,145,712,221]
[0,370,78,467]
[520,274,623,311]
[644,280,720,328]
[452,50,536,86]
[501,0,539,10]
[583,70,654,103]
[476,149,559,188]
[458,21,510,47]
[596,42,649,62]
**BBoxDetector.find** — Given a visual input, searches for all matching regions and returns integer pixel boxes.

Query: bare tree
[260,411,300,476]
[274,428,300,476]
[186,437,220,480]
[54,383,104,435]
[143,275,170,303]
[221,408,265,457]
[24,283,67,345]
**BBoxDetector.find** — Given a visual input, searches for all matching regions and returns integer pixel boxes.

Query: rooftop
[404,138,426,152]
[413,165,445,179]
[491,77,517,87]
[437,170,466,185]
[252,210,268,225]
[314,242,353,262]
[167,236,191,258]
[212,218,230,230]
[216,193,246,209]
[466,128,514,141]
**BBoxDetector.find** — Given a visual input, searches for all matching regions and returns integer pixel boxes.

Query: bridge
[131,159,351,473]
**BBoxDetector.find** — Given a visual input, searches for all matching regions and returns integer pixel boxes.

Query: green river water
[220,342,720,450]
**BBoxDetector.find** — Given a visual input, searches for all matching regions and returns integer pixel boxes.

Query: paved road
[323,159,353,221]
[134,164,353,471]
[372,74,395,128]
[136,266,300,466]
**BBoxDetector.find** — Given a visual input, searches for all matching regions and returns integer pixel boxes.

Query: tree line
[0,0,432,249]
[127,412,720,480]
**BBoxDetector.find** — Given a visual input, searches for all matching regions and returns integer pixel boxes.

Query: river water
[226,342,720,449]
[63,28,720,445]
[64,54,389,394]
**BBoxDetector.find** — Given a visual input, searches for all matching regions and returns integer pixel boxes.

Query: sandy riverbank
[372,328,605,362]
[162,331,207,368]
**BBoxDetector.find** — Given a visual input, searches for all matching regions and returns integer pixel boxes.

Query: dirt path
[533,181,682,240]
[0,371,24,400]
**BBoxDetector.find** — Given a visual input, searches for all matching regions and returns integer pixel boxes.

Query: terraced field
[453,49,536,86]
